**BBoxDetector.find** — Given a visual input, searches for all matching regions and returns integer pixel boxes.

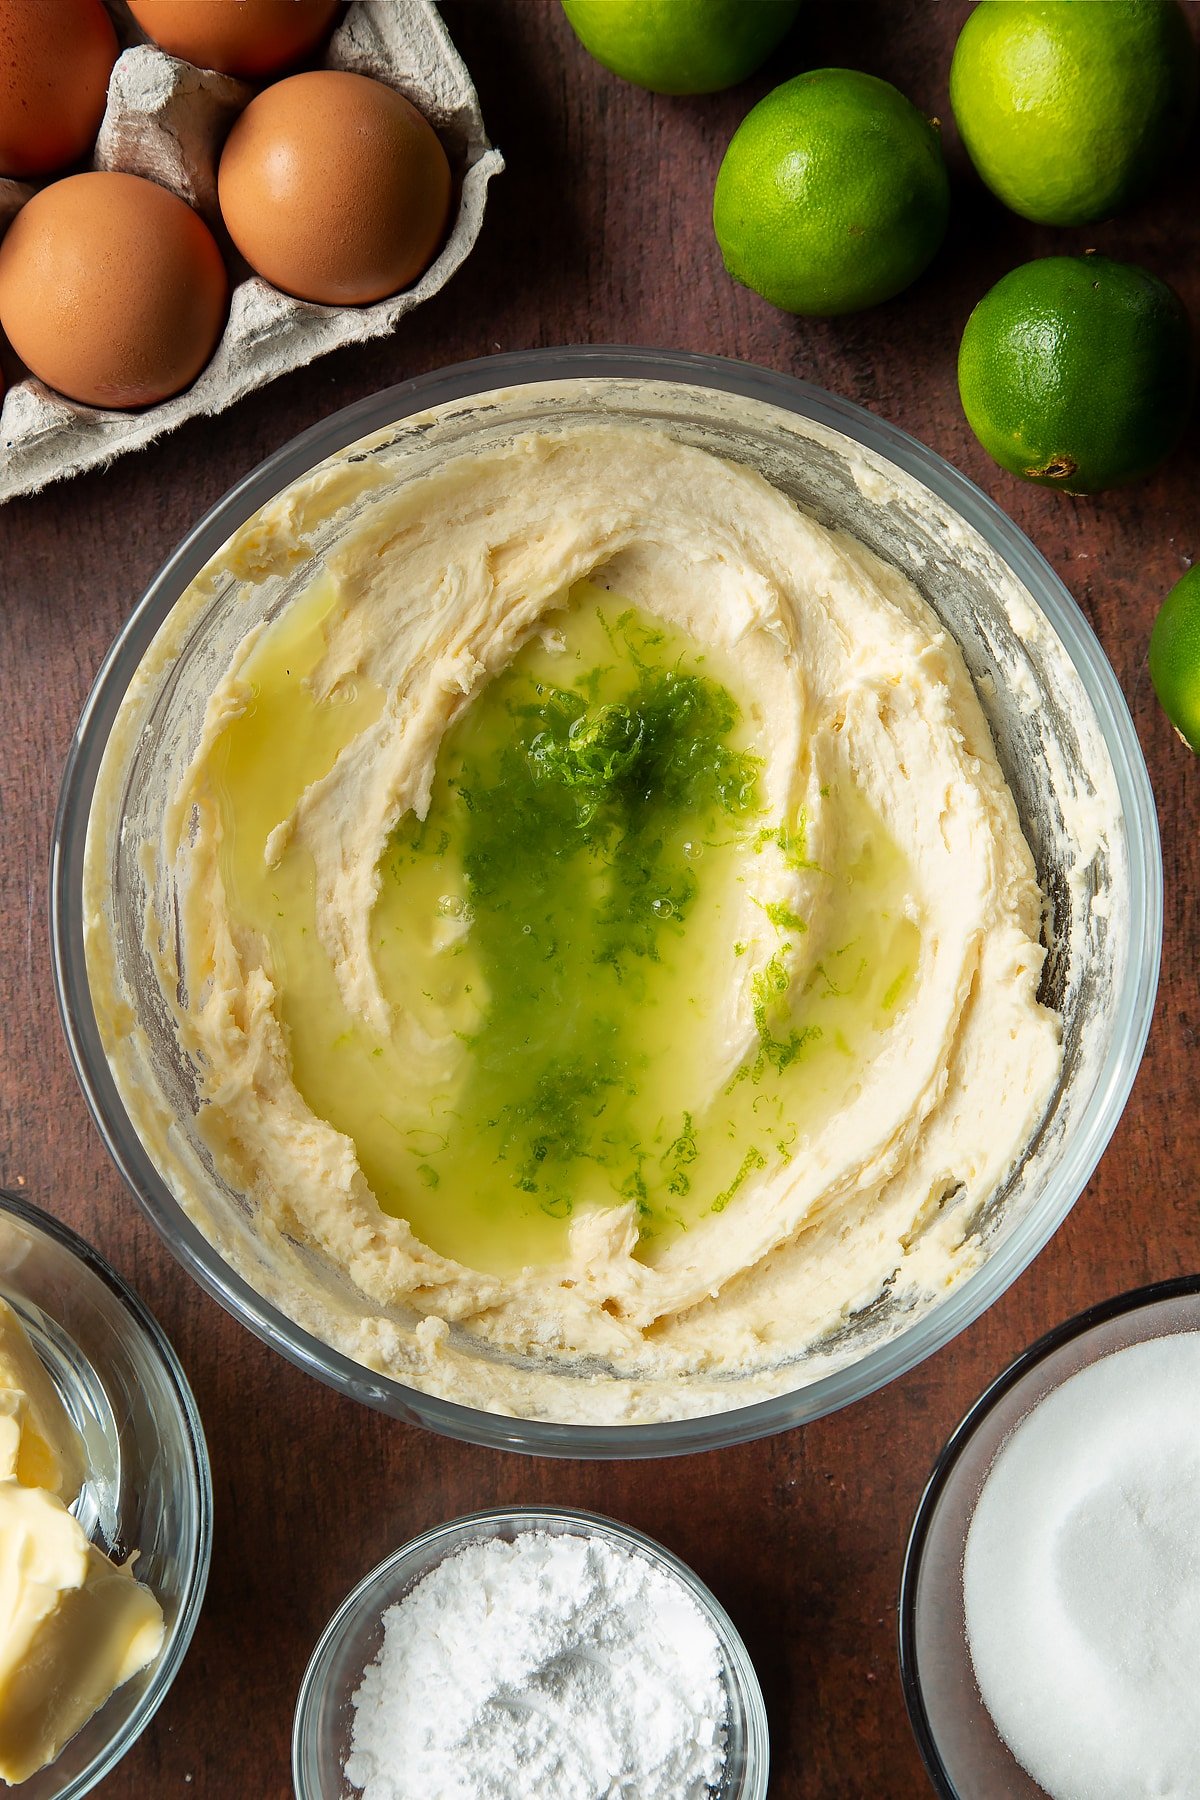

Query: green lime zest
[750,949,823,1075]
[384,602,766,1241]
[712,1146,767,1213]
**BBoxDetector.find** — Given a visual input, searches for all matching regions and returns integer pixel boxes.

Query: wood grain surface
[2,3,1199,1795]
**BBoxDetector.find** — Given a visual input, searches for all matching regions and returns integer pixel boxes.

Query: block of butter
[0,1480,165,1784]
[0,1299,85,1503]
[0,1296,164,1784]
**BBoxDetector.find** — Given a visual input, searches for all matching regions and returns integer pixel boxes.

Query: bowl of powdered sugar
[292,1506,769,1800]
[899,1276,1200,1800]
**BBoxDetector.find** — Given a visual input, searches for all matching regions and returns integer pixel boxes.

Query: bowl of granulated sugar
[293,1506,769,1800]
[900,1275,1200,1800]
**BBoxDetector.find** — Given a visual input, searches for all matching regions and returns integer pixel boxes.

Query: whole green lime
[958,256,1194,494]
[560,0,800,95]
[1150,565,1200,751]
[712,68,949,316]
[950,0,1197,227]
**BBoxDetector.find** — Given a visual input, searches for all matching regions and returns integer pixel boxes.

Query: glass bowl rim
[50,344,1163,1459]
[0,1185,214,1800]
[291,1501,770,1800]
[897,1271,1200,1798]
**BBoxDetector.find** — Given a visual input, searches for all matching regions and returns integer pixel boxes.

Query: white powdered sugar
[344,1528,730,1800]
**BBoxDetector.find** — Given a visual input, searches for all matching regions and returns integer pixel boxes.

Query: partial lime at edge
[560,0,801,95]
[950,0,1197,227]
[1150,566,1200,751]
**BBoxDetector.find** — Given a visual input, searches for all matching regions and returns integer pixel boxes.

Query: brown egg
[0,0,118,178]
[126,0,340,80]
[218,70,451,306]
[0,173,228,408]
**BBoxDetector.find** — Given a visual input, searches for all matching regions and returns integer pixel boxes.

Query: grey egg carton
[0,0,503,504]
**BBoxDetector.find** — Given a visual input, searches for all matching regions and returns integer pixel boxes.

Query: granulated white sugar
[963,1331,1200,1800]
[344,1528,729,1800]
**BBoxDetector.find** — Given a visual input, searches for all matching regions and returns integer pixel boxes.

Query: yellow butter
[0,1299,165,1784]
[0,1479,164,1785]
[0,1300,84,1504]
[0,1393,30,1484]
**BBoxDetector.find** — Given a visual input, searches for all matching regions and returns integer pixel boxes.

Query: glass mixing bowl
[292,1506,769,1800]
[51,348,1161,1456]
[0,1187,211,1799]
[899,1277,1200,1798]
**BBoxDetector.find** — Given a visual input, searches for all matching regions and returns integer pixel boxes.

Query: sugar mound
[964,1331,1200,1800]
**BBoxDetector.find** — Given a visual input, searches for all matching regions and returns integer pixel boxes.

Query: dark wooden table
[3,3,1198,1794]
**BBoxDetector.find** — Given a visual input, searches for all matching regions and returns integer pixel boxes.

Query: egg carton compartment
[0,0,503,504]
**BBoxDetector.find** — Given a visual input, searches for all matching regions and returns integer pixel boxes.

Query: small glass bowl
[0,1187,212,1800]
[293,1505,770,1800]
[899,1276,1200,1798]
